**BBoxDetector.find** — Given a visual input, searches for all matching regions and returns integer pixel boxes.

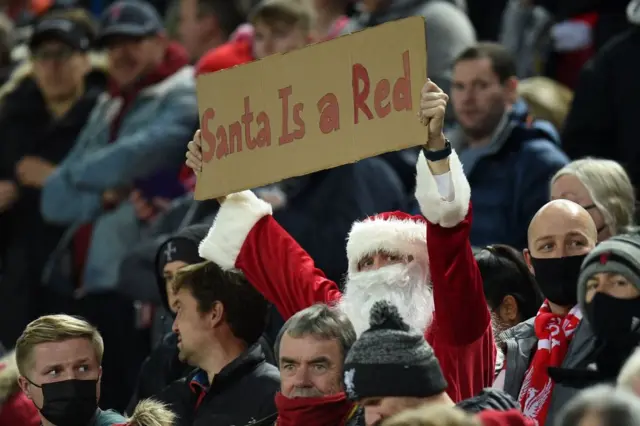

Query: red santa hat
[346,211,428,274]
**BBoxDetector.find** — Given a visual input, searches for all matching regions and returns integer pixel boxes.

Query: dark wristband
[422,140,452,161]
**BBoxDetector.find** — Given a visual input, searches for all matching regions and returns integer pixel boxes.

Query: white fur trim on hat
[415,150,471,227]
[346,217,427,274]
[199,190,272,270]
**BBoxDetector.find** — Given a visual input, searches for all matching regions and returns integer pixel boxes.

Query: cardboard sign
[194,16,428,201]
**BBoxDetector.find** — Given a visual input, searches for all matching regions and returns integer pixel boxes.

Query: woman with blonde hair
[550,158,636,242]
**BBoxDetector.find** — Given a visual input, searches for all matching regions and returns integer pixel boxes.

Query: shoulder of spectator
[145,66,195,99]
[518,137,570,167]
[0,60,32,102]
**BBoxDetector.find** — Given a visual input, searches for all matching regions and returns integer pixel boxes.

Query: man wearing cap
[185,79,495,402]
[343,300,454,425]
[39,0,196,309]
[562,234,640,385]
[38,0,197,410]
[345,301,530,426]
[0,8,106,347]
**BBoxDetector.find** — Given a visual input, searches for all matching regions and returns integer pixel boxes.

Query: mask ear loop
[23,376,44,410]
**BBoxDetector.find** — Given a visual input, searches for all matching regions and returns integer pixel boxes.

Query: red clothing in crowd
[0,392,40,426]
[199,152,495,402]
[0,361,39,426]
[554,13,599,89]
[478,409,536,426]
[195,38,254,76]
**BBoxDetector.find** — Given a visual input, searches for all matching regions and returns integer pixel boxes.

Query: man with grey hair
[255,303,359,426]
[555,385,640,426]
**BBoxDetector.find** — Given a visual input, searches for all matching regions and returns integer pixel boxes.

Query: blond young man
[16,314,175,426]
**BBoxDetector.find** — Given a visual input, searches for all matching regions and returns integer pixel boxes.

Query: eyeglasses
[31,46,75,62]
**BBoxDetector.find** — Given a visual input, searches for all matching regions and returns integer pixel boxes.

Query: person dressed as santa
[184,80,495,402]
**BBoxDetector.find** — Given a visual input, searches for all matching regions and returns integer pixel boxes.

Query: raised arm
[416,150,490,345]
[416,80,491,346]
[198,190,342,320]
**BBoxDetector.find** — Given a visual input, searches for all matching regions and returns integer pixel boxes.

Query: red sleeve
[199,191,342,320]
[0,392,41,426]
[427,206,491,344]
[416,151,496,401]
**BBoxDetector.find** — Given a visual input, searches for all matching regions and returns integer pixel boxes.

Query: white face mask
[339,262,434,336]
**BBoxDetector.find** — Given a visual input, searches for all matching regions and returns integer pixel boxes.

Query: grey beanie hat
[342,300,447,401]
[578,234,640,315]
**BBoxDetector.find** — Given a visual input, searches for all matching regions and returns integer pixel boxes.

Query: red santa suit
[199,151,495,402]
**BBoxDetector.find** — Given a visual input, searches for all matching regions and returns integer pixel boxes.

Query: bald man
[524,199,598,314]
[498,199,599,425]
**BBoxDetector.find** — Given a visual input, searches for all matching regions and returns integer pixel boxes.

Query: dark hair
[195,0,245,39]
[475,244,543,321]
[454,42,516,84]
[173,261,268,345]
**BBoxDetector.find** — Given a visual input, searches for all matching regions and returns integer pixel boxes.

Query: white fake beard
[338,262,434,336]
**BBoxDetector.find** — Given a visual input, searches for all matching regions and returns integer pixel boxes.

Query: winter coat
[0,57,108,347]
[40,61,198,295]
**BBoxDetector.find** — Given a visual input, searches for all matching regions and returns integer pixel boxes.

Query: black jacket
[157,343,280,426]
[0,67,107,347]
[126,332,193,415]
[562,28,640,194]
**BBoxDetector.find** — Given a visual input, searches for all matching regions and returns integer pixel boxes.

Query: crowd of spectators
[1,0,640,425]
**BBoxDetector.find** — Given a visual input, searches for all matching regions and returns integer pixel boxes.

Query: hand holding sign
[193,17,427,201]
[186,129,203,173]
[419,79,448,151]
[185,130,226,204]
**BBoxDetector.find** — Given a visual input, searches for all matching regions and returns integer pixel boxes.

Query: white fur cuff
[415,150,471,227]
[199,190,273,270]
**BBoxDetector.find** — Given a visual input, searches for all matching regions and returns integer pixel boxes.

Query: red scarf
[275,392,356,426]
[518,301,582,425]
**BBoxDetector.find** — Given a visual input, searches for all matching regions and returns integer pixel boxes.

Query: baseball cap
[97,0,163,46]
[29,17,92,52]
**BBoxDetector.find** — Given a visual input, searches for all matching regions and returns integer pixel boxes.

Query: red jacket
[199,152,495,402]
[195,38,254,76]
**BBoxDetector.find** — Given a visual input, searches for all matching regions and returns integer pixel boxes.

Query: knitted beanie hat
[578,234,640,315]
[342,300,447,401]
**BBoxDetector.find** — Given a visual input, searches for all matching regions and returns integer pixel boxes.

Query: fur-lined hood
[121,399,176,426]
[0,350,19,403]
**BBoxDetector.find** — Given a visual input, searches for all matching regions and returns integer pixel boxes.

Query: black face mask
[586,292,640,341]
[530,254,587,306]
[29,378,98,426]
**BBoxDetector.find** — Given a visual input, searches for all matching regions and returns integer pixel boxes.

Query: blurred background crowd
[2,0,640,424]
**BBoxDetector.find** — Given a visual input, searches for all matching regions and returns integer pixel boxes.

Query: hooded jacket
[127,224,277,413]
[126,225,209,413]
